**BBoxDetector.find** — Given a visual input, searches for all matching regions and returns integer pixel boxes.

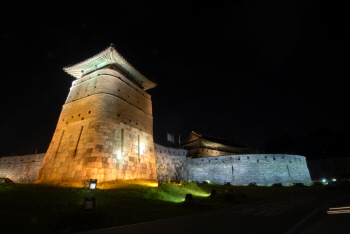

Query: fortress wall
[154,144,187,182]
[0,154,45,183]
[187,154,311,185]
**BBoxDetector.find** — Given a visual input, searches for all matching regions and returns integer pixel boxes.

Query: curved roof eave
[63,44,157,90]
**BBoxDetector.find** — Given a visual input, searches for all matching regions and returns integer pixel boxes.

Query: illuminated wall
[154,143,187,182]
[187,154,312,185]
[36,68,157,183]
[0,154,45,182]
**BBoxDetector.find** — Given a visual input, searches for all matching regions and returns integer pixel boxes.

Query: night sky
[1,1,348,157]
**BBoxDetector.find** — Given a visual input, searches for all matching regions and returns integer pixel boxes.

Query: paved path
[297,193,350,234]
[77,191,349,234]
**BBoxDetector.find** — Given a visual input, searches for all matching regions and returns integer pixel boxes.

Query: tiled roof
[63,44,157,91]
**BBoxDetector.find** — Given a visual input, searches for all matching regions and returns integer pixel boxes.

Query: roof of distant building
[180,130,250,153]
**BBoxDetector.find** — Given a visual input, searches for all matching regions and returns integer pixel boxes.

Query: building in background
[180,131,250,158]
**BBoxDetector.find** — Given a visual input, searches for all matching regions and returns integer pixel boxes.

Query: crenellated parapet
[188,154,307,165]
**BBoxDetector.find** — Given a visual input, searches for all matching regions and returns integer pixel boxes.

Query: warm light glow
[116,150,122,159]
[322,179,326,182]
[140,142,146,155]
[144,182,158,187]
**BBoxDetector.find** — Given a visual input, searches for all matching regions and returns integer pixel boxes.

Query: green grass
[0,181,330,234]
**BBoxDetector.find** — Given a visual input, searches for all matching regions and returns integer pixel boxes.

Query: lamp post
[85,179,97,209]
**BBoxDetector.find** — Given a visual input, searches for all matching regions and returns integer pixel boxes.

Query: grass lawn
[0,180,330,234]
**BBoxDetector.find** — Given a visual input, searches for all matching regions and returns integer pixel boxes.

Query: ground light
[84,197,96,209]
[89,179,98,189]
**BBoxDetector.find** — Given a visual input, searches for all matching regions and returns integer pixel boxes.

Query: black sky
[1,1,349,157]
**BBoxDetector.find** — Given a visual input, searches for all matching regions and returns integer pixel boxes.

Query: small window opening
[82,117,84,120]
[78,114,81,117]
[136,122,138,125]
[88,111,91,114]
[129,119,131,122]
[71,116,74,118]
[66,122,68,124]
[117,114,120,117]
[118,89,120,92]
[94,86,96,88]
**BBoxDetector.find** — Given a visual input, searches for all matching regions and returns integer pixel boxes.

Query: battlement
[0,153,45,164]
[188,154,307,165]
[0,154,45,183]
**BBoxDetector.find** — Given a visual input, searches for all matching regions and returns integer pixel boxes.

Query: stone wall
[0,148,312,185]
[187,154,311,185]
[154,144,187,182]
[0,154,45,183]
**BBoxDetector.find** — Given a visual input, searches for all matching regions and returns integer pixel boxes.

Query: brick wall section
[0,154,45,183]
[154,144,187,182]
[187,154,311,185]
[36,68,157,184]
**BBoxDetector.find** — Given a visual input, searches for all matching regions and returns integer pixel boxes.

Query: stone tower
[36,44,157,183]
